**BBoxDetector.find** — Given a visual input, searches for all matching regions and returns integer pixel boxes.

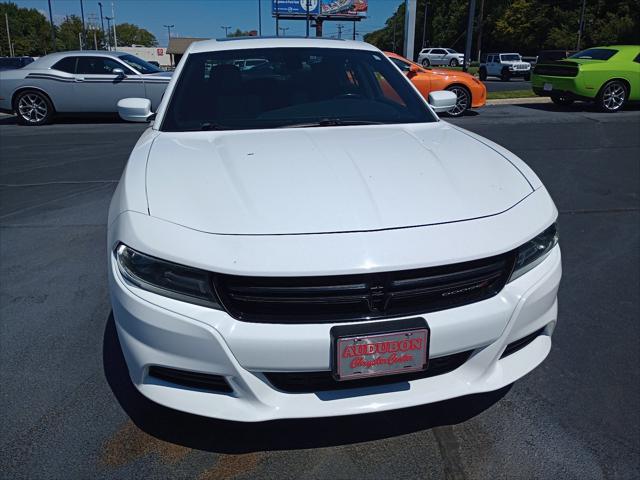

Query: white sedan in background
[108,37,561,421]
[0,51,171,125]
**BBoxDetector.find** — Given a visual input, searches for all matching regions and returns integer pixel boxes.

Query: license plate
[543,83,553,91]
[331,318,429,381]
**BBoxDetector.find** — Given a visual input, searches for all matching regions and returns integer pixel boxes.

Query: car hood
[145,123,533,235]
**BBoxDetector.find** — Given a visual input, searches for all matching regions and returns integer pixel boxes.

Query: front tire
[550,94,574,106]
[15,90,53,126]
[449,58,459,67]
[445,85,471,117]
[421,58,431,67]
[597,80,627,113]
[524,73,531,81]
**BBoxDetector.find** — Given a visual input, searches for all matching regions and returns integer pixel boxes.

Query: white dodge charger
[108,38,561,421]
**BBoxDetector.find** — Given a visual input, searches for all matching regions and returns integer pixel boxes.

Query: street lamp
[279,26,289,36]
[164,24,174,41]
[98,2,106,49]
[221,25,231,37]
[105,15,113,50]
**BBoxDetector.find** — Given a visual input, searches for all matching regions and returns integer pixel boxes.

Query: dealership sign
[272,0,367,16]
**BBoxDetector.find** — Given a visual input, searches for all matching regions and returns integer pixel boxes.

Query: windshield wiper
[278,118,385,128]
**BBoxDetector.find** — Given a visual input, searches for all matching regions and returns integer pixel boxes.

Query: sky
[14,0,401,46]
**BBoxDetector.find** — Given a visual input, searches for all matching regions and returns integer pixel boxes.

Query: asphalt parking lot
[1,104,638,479]
[482,78,531,92]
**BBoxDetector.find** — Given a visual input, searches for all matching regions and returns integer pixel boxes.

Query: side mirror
[408,64,421,77]
[427,90,458,112]
[117,98,153,122]
[112,68,125,77]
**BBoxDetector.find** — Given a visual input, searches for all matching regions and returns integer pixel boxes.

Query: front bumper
[109,239,561,422]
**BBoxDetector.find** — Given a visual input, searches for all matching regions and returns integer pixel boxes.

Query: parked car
[417,48,465,67]
[386,51,486,117]
[109,37,561,422]
[479,53,531,81]
[532,45,640,112]
[0,51,172,125]
[0,56,35,71]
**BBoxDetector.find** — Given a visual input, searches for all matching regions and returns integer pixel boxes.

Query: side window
[390,57,410,72]
[52,57,77,73]
[76,57,135,75]
[634,53,640,63]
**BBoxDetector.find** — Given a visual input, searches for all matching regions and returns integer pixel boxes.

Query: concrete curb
[486,97,551,105]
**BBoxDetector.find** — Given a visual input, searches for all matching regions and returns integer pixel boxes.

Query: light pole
[279,26,289,36]
[421,0,427,49]
[5,13,13,57]
[164,24,174,42]
[105,15,113,50]
[47,0,56,51]
[111,1,117,50]
[576,0,587,50]
[336,23,343,39]
[98,2,106,49]
[305,0,310,38]
[463,0,476,72]
[221,25,231,36]
[258,0,262,36]
[79,0,86,48]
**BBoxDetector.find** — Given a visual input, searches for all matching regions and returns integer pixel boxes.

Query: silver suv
[417,48,465,67]
[479,53,531,81]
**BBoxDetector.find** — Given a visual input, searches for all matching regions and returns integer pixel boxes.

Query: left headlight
[509,223,558,282]
[115,244,222,309]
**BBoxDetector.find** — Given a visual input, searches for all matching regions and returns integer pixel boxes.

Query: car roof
[25,50,128,69]
[187,37,378,54]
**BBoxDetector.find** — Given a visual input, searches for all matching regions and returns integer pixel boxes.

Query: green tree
[364,0,640,60]
[115,23,157,47]
[228,28,255,37]
[0,1,53,56]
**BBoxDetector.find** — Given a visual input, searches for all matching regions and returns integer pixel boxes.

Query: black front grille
[148,366,233,393]
[264,350,473,393]
[533,62,579,77]
[214,253,515,324]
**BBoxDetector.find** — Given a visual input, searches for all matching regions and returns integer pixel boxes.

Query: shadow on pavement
[517,101,640,114]
[0,113,125,126]
[103,313,511,453]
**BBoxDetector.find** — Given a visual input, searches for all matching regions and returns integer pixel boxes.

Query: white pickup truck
[479,53,531,81]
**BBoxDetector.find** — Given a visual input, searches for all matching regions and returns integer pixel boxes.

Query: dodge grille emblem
[366,284,389,312]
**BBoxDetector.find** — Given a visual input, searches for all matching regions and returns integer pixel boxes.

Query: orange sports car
[385,51,486,117]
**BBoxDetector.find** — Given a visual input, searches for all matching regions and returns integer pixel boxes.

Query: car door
[431,49,447,66]
[488,55,498,75]
[72,56,145,112]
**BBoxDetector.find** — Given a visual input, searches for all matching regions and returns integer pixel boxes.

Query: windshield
[500,54,521,62]
[569,48,618,60]
[119,54,162,74]
[161,47,436,132]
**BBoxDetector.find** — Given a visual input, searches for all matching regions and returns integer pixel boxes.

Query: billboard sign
[272,0,320,15]
[321,0,368,16]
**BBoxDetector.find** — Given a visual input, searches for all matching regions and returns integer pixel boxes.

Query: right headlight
[115,244,222,309]
[509,223,558,281]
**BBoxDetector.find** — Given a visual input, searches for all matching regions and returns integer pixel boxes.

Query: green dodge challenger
[532,45,640,112]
